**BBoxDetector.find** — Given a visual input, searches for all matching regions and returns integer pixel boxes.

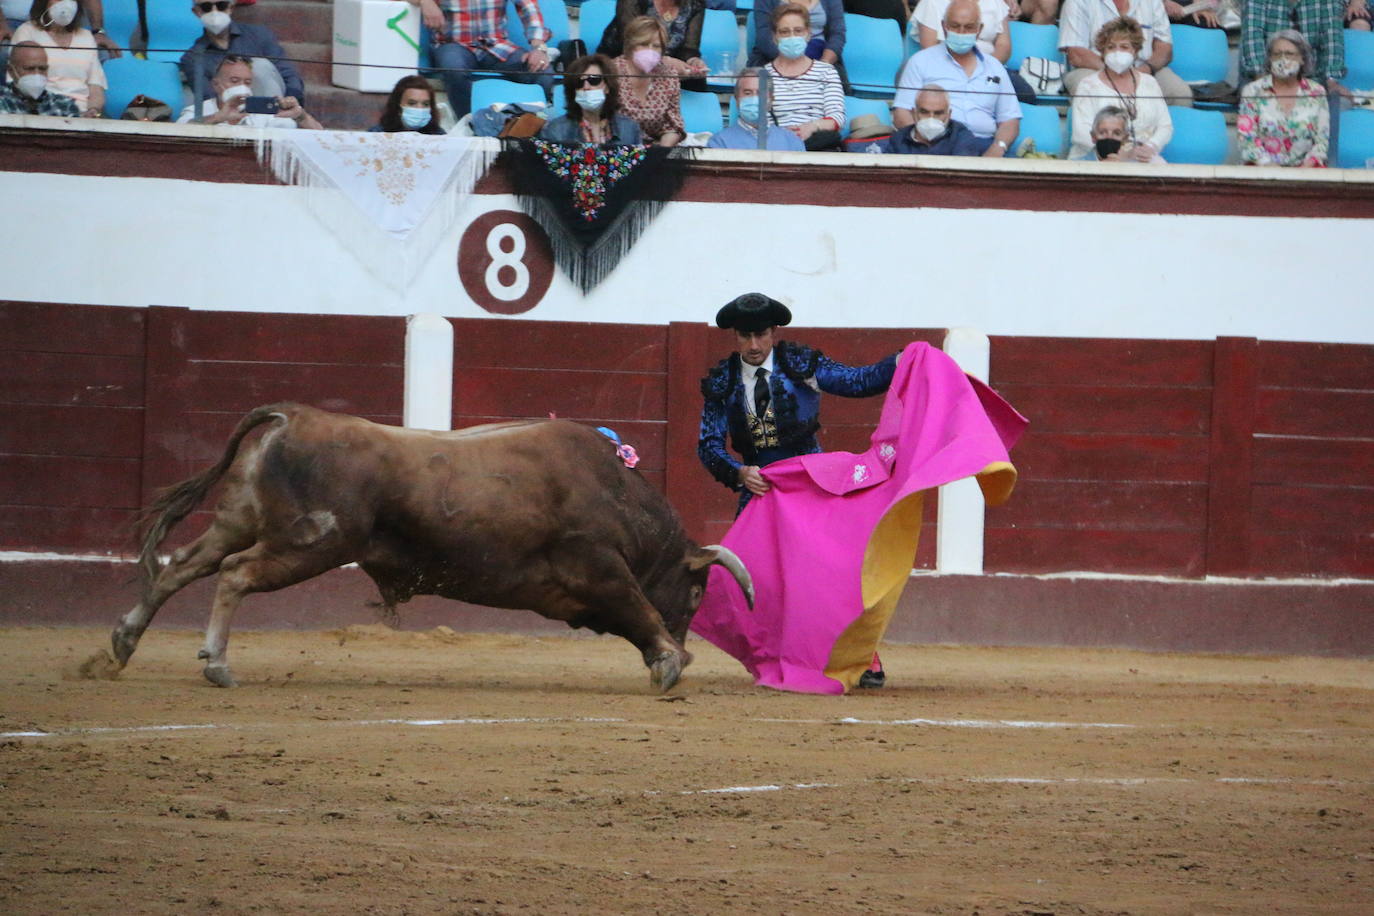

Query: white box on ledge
[332,0,422,93]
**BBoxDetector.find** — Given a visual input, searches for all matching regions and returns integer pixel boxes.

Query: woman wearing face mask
[541,54,644,145]
[13,0,106,115]
[597,0,709,84]
[1067,17,1171,163]
[749,0,845,81]
[760,2,845,151]
[1237,30,1329,168]
[370,75,445,134]
[611,16,689,147]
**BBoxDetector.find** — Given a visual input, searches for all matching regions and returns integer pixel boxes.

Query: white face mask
[201,10,232,35]
[1104,50,1136,74]
[16,72,49,99]
[220,83,251,104]
[915,117,946,141]
[1270,57,1301,79]
[46,0,79,27]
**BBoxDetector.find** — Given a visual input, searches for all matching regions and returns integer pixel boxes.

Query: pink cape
[689,342,1028,694]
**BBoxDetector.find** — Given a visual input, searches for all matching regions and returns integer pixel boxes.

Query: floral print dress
[612,55,688,143]
[1237,75,1330,167]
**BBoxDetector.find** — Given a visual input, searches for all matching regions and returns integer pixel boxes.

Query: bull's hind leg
[198,543,347,687]
[112,524,252,668]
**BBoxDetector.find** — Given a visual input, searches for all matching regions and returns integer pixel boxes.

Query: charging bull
[111,403,753,692]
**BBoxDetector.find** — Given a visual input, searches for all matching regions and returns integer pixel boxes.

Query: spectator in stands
[371,74,446,134]
[13,0,106,115]
[597,0,709,81]
[1009,0,1059,25]
[412,0,556,120]
[911,0,1036,102]
[0,40,81,114]
[706,69,806,149]
[175,53,321,128]
[181,0,306,110]
[1350,0,1372,31]
[1072,104,1133,159]
[1164,0,1219,29]
[892,0,1020,156]
[760,2,846,149]
[870,85,982,153]
[1068,17,1171,160]
[1059,0,1193,106]
[1241,0,1348,94]
[2,0,118,72]
[1238,29,1330,166]
[541,52,644,143]
[750,0,847,91]
[612,15,690,145]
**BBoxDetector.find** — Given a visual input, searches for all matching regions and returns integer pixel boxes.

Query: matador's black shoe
[857,668,886,689]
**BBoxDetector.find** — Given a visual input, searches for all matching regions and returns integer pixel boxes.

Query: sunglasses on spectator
[196,1,232,12]
[575,74,605,88]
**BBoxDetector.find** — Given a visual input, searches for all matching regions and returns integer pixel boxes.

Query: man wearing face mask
[706,70,805,150]
[0,41,81,115]
[179,0,306,112]
[175,53,321,128]
[871,85,981,155]
[891,0,1020,157]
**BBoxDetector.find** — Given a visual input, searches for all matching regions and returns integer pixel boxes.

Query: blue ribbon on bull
[596,426,640,469]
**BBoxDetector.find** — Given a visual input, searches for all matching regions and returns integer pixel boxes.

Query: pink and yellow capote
[690,342,1028,694]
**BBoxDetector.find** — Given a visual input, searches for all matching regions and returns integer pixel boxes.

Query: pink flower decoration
[1261,136,1284,154]
[1236,115,1255,132]
[617,444,639,468]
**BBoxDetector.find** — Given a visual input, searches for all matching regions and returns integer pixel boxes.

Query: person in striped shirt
[762,2,846,150]
[409,0,557,118]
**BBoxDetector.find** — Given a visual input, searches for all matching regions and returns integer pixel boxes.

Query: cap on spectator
[847,114,889,140]
[716,293,792,332]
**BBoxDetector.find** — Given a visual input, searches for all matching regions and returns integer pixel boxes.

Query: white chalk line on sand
[661,775,1361,796]
[0,716,627,740]
[761,716,1135,730]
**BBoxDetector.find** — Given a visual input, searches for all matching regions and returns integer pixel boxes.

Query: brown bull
[111,403,753,691]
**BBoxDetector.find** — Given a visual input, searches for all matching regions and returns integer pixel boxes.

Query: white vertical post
[936,327,991,575]
[404,313,454,431]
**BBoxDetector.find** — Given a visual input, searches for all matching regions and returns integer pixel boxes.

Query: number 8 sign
[457,209,555,315]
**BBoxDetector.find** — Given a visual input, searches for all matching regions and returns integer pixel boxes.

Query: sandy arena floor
[1,624,1371,915]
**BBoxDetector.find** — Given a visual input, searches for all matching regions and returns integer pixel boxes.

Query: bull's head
[650,545,754,645]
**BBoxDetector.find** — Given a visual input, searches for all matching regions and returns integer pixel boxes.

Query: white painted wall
[3,168,1372,344]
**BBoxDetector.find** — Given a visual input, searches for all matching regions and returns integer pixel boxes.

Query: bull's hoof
[648,652,683,693]
[202,664,237,688]
[110,627,140,667]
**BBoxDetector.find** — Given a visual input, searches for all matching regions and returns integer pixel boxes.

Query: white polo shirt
[176,98,299,129]
[912,0,1009,58]
[1058,0,1172,64]
[893,44,1021,138]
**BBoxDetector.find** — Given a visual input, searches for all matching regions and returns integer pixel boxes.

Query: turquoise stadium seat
[101,57,184,118]
[101,0,141,52]
[841,95,893,137]
[143,8,204,63]
[1007,21,1059,71]
[700,8,744,90]
[505,0,571,48]
[681,89,725,132]
[1013,101,1062,156]
[1346,29,1374,92]
[1169,24,1228,84]
[470,77,549,112]
[843,13,904,98]
[576,0,616,51]
[1336,109,1374,168]
[1161,105,1228,164]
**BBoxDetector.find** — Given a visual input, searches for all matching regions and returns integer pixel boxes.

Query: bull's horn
[703,545,754,610]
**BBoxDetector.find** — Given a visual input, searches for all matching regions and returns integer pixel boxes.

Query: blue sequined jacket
[697,341,899,490]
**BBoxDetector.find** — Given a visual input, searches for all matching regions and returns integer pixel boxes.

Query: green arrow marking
[387,8,420,53]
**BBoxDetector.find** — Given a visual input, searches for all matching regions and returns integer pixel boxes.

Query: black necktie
[754,368,770,416]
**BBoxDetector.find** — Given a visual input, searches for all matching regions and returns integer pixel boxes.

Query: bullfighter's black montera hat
[715,293,792,333]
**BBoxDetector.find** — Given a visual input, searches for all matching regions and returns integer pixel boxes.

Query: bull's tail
[135,404,291,596]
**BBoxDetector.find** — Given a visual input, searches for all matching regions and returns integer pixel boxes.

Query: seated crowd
[0,0,1367,168]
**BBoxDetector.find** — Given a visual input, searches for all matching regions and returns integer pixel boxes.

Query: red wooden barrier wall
[3,301,1369,580]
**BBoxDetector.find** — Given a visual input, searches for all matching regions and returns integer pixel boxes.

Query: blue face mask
[777,35,808,59]
[400,106,431,130]
[576,88,606,113]
[945,31,977,55]
[738,95,760,124]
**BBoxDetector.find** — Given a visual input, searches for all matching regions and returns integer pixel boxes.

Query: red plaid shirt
[438,0,550,62]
